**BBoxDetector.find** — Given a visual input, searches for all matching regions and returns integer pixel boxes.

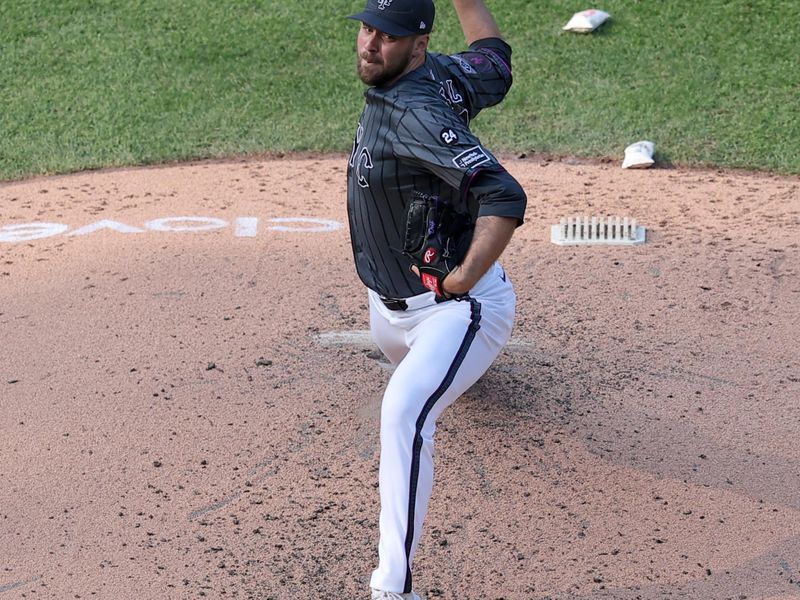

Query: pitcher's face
[356,23,427,87]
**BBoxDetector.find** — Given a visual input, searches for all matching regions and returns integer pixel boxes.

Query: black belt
[379,297,408,311]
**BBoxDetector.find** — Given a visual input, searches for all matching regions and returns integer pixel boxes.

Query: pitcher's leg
[370,296,513,593]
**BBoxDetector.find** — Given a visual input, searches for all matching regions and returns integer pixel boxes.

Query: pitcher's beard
[357,48,414,87]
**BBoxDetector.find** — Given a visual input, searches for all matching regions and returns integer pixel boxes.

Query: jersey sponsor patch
[440,128,459,145]
[453,146,491,170]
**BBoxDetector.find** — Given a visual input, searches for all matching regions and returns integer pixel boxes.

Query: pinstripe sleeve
[442,38,513,112]
[391,106,501,191]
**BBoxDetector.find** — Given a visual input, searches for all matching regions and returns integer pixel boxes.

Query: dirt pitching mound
[1,156,799,599]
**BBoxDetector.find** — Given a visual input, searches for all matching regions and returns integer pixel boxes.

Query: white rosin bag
[622,141,656,169]
[563,9,610,33]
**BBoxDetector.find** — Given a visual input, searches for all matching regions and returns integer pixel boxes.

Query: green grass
[1,0,798,180]
[474,0,800,173]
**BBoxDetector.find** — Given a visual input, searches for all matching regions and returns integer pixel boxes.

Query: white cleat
[370,589,422,600]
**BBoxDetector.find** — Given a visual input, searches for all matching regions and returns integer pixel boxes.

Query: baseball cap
[347,0,435,37]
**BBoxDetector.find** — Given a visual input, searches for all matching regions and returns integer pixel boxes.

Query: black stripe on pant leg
[402,298,482,593]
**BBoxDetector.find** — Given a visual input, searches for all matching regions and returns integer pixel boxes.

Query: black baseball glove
[402,192,472,299]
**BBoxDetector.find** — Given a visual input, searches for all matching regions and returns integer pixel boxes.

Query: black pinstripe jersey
[347,37,520,299]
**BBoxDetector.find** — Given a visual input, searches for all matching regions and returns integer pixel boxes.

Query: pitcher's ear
[413,34,430,58]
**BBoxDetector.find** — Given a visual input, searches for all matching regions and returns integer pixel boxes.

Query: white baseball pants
[367,262,516,594]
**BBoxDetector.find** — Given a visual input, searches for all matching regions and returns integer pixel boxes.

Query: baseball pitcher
[345,0,527,597]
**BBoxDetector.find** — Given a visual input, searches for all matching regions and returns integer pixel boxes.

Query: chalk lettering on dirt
[0,217,343,243]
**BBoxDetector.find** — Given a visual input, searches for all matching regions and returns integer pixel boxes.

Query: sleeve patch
[450,54,477,75]
[453,146,491,169]
[440,128,459,145]
[466,53,496,74]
